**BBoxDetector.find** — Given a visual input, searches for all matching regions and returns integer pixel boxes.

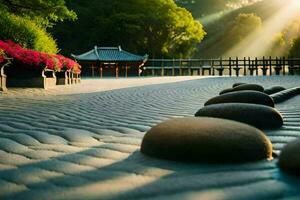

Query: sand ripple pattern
[1,76,300,200]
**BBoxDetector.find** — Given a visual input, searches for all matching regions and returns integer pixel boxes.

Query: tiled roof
[71,46,148,62]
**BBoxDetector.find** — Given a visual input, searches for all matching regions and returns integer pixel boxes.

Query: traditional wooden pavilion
[71,46,148,78]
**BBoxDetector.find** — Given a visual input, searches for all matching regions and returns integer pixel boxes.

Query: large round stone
[141,117,273,163]
[195,103,283,129]
[264,86,286,95]
[279,138,300,175]
[205,91,275,107]
[220,84,264,95]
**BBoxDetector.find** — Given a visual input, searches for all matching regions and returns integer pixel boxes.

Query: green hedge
[0,12,58,54]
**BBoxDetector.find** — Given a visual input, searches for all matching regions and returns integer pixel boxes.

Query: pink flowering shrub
[54,55,81,73]
[0,40,81,72]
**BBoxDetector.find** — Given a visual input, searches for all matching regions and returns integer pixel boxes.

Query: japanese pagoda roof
[71,46,148,63]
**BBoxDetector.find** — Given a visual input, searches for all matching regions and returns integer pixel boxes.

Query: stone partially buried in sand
[195,103,283,129]
[205,91,275,107]
[220,84,264,95]
[264,86,286,95]
[271,87,300,103]
[279,137,300,175]
[141,117,273,163]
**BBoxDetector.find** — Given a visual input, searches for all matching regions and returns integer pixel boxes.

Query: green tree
[0,0,77,27]
[227,13,262,42]
[289,37,300,58]
[0,11,58,53]
[267,32,288,57]
[53,0,206,58]
[175,0,257,18]
[0,0,76,53]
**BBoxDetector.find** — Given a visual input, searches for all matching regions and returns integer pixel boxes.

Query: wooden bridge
[142,57,300,76]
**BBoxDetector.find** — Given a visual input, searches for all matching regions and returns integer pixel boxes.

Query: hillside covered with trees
[190,0,300,58]
[52,0,206,58]
[1,0,300,58]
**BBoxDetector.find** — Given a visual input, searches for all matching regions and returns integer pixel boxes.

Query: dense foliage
[52,0,206,58]
[0,0,76,55]
[227,13,262,42]
[0,12,58,53]
[289,37,300,58]
[0,0,76,27]
[195,0,300,58]
[1,0,299,59]
[176,0,259,18]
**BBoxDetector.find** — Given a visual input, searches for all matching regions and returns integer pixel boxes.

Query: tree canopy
[228,13,262,42]
[0,0,76,54]
[0,11,58,53]
[0,0,77,27]
[175,0,258,18]
[289,37,300,58]
[52,0,206,58]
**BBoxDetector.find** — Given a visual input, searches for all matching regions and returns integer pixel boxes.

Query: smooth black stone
[220,84,264,95]
[141,117,273,163]
[271,87,300,103]
[195,103,283,129]
[264,86,286,95]
[219,88,233,95]
[279,138,300,175]
[233,82,246,88]
[205,91,275,107]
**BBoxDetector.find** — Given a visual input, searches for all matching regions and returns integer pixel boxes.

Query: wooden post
[100,64,103,79]
[283,57,286,75]
[275,57,279,75]
[138,64,142,77]
[115,64,119,79]
[269,56,272,76]
[289,57,294,75]
[255,57,258,76]
[229,57,232,76]
[161,59,164,76]
[172,58,175,76]
[125,64,128,78]
[220,57,223,76]
[243,57,246,76]
[248,57,251,76]
[262,56,266,76]
[151,60,155,76]
[198,60,200,76]
[235,57,239,76]
[212,59,215,76]
[91,64,95,77]
[179,58,182,76]
[189,59,192,76]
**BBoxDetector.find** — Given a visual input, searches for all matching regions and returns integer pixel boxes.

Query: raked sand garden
[1,76,300,200]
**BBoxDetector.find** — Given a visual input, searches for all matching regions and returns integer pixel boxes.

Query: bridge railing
[142,57,300,76]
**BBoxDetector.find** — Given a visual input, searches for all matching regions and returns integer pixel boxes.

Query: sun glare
[225,0,300,57]
[292,0,300,7]
[290,0,300,10]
